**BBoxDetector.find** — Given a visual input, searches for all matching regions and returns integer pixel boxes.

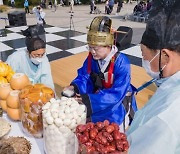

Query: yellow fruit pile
[0,72,31,121]
[0,61,15,84]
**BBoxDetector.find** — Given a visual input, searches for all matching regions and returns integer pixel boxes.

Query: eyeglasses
[86,46,101,52]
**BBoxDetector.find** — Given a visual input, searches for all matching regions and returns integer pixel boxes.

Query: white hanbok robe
[6,49,54,89]
[127,71,180,154]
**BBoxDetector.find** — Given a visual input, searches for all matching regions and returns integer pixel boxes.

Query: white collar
[98,45,118,73]
[158,71,180,91]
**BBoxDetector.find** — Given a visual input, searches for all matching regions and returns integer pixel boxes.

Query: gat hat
[141,27,160,50]
[87,16,114,46]
[141,0,180,50]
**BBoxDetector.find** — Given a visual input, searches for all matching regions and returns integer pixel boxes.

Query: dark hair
[37,6,41,10]
[167,44,180,54]
[26,37,46,53]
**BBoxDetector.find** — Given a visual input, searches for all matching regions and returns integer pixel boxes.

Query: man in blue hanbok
[63,16,137,131]
[6,26,54,89]
[127,0,180,153]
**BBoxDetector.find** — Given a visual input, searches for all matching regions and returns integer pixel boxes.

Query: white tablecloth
[3,113,44,154]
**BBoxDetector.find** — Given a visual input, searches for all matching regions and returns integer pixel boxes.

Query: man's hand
[63,85,74,91]
[74,93,82,103]
[62,86,75,97]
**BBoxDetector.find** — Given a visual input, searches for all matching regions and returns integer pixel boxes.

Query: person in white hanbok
[127,0,180,154]
[32,6,46,25]
[6,37,54,89]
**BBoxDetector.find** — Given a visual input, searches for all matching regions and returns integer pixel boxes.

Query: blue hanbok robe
[127,71,180,154]
[6,49,54,89]
[71,49,137,126]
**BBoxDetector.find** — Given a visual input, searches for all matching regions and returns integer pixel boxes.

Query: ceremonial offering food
[5,90,21,121]
[76,120,129,153]
[0,73,30,121]
[0,76,8,84]
[0,61,15,83]
[10,73,30,90]
[0,100,7,112]
[0,118,11,139]
[0,137,31,154]
[0,108,3,117]
[19,84,54,138]
[7,108,21,121]
[0,83,12,100]
[0,61,13,77]
[6,90,20,109]
[42,97,87,154]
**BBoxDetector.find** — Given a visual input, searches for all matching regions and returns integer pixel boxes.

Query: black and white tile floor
[0,25,142,66]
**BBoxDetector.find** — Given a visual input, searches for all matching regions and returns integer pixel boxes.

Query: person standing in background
[105,0,109,14]
[146,0,152,11]
[90,0,95,14]
[116,0,123,15]
[108,0,114,14]
[33,6,46,25]
[11,0,15,8]
[53,0,58,12]
[126,0,132,3]
[40,0,46,9]
[59,0,64,6]
[69,0,74,13]
[49,0,53,8]
[24,0,30,14]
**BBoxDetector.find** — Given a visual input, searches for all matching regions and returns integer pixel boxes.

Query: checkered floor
[0,25,142,66]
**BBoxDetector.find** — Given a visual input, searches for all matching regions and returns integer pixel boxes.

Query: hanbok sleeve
[39,59,54,90]
[127,116,176,154]
[40,73,54,90]
[6,53,20,72]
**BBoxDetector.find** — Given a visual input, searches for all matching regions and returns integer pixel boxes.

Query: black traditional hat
[141,0,180,50]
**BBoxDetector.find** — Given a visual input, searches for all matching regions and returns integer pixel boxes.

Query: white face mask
[142,51,166,79]
[30,57,43,65]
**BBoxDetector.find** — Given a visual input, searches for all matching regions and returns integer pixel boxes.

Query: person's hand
[63,85,74,91]
[62,86,75,97]
[74,93,82,103]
